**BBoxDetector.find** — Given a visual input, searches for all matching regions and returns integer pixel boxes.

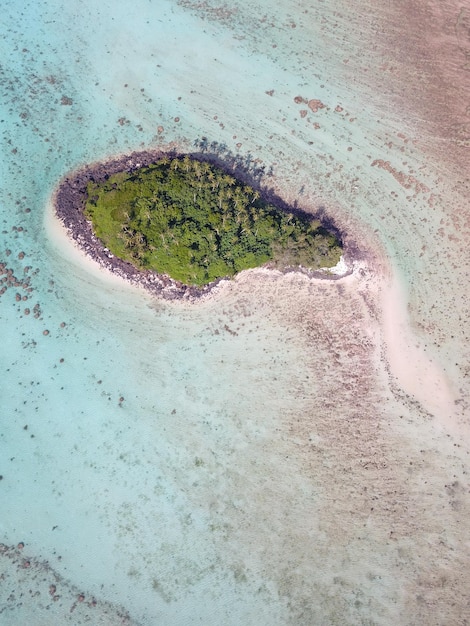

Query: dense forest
[84,155,342,286]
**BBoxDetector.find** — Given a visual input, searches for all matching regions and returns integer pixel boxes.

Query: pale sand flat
[47,186,456,433]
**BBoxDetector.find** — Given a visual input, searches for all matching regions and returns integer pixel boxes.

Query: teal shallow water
[1,0,470,624]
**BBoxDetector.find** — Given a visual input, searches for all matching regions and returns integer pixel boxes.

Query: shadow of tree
[192,136,342,246]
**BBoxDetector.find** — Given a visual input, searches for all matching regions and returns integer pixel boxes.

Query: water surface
[1,1,469,624]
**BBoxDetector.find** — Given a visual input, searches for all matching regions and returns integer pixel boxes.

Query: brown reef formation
[382,0,470,171]
[0,543,133,624]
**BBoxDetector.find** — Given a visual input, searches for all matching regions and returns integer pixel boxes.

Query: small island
[55,151,344,298]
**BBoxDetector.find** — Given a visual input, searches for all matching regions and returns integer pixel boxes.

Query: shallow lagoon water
[1,0,470,624]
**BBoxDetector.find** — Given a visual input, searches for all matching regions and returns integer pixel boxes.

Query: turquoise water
[1,0,469,624]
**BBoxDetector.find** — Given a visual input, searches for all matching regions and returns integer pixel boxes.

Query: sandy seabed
[48,169,458,431]
[43,167,468,624]
[2,0,470,624]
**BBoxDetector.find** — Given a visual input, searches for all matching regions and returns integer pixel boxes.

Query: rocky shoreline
[53,149,351,301]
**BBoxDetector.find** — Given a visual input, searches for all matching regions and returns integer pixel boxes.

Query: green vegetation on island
[84,155,342,286]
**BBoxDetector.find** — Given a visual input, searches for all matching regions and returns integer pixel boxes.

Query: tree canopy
[84,156,342,286]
